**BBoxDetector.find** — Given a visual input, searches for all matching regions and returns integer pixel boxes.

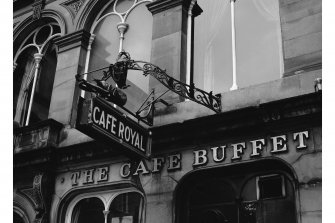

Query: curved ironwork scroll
[76,51,222,113]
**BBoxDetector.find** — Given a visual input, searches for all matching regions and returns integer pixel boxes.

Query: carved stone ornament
[61,0,86,20]
[32,0,46,21]
[19,173,47,223]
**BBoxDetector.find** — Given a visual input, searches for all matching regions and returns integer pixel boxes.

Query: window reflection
[193,0,283,93]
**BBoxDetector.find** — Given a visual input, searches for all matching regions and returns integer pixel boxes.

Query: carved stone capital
[19,173,49,223]
[34,53,44,69]
[32,0,46,21]
[54,29,91,53]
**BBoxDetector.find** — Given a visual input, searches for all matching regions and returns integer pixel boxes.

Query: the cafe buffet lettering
[70,130,310,187]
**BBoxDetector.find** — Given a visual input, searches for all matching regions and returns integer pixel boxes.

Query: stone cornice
[151,92,322,152]
[14,119,63,154]
[147,0,192,15]
[53,29,91,53]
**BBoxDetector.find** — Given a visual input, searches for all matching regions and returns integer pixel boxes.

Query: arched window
[191,0,283,93]
[66,190,145,223]
[85,0,153,112]
[71,198,105,223]
[13,23,61,127]
[13,212,27,223]
[176,160,297,223]
[107,192,144,223]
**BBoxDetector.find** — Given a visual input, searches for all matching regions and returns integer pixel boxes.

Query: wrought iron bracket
[76,51,222,114]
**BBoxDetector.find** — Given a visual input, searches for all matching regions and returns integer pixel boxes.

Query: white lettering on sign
[231,142,246,160]
[92,104,146,152]
[271,135,287,153]
[211,146,226,162]
[193,150,208,166]
[293,131,309,149]
[250,139,266,157]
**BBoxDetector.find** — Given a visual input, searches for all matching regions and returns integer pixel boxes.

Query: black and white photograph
[10,0,325,222]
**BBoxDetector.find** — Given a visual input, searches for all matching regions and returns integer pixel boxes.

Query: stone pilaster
[49,30,91,126]
[147,0,193,105]
[279,0,322,76]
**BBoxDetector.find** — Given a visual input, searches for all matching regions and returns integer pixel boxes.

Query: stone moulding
[53,29,91,53]
[14,119,63,154]
[147,0,189,15]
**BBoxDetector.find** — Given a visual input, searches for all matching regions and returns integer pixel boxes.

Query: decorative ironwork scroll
[76,51,222,114]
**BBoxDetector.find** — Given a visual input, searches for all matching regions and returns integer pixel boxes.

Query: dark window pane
[36,25,51,45]
[108,192,143,223]
[189,179,236,206]
[258,175,283,199]
[72,197,105,223]
[13,212,25,223]
[241,177,257,201]
[13,47,37,126]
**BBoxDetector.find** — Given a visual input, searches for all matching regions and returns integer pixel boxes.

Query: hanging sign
[76,97,151,159]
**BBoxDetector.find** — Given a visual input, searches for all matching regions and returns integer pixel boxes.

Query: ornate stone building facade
[14,0,321,223]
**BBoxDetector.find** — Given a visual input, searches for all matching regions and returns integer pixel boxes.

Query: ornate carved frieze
[61,0,86,20]
[14,119,63,154]
[32,0,46,21]
[19,173,47,223]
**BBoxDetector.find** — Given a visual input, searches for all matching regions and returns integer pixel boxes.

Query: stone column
[103,210,110,223]
[49,30,90,126]
[25,53,43,126]
[147,0,193,105]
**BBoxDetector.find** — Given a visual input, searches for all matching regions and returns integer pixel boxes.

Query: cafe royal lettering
[92,104,145,151]
[71,131,309,186]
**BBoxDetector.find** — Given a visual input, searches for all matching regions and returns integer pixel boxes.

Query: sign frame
[76,97,152,159]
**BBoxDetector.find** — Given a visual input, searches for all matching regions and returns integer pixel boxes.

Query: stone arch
[53,182,144,223]
[13,194,36,223]
[174,157,299,223]
[13,205,30,223]
[13,11,65,57]
[75,0,112,31]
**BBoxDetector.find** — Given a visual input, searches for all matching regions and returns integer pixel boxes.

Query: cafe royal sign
[77,97,152,159]
[75,51,221,159]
